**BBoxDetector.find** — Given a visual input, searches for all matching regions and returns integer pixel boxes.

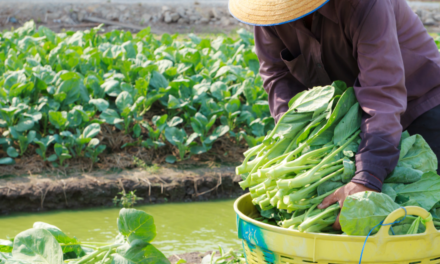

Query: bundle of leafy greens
[0,208,170,264]
[340,131,440,236]
[236,82,440,235]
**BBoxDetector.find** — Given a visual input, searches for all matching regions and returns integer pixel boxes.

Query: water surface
[0,200,241,255]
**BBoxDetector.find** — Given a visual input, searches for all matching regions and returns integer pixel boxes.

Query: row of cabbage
[0,21,272,166]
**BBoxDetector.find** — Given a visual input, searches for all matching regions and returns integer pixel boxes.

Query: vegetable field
[0,21,271,174]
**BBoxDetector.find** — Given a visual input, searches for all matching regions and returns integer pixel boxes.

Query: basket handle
[376,206,437,237]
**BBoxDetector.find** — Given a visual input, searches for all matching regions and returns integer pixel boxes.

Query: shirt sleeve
[350,0,407,191]
[254,26,307,122]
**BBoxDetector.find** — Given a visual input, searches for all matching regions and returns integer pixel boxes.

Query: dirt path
[0,165,246,215]
[0,0,250,35]
[0,0,227,3]
[0,0,435,35]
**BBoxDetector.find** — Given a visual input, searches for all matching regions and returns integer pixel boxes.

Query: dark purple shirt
[254,0,440,191]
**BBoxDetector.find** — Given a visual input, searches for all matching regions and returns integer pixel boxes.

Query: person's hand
[317,182,377,230]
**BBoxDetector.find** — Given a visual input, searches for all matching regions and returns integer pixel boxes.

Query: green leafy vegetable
[340,192,400,236]
[2,208,169,264]
[395,171,440,211]
[12,228,63,263]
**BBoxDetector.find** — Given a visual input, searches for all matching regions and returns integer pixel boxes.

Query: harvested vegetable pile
[236,82,440,235]
[0,21,271,174]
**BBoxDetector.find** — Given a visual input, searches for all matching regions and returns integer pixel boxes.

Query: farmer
[229,0,440,229]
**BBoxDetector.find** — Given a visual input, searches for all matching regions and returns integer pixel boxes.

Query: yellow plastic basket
[234,193,440,264]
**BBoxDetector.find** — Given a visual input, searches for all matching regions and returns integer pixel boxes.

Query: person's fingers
[318,190,339,209]
[338,195,345,208]
[332,213,341,230]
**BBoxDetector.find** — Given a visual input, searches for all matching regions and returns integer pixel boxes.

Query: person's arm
[254,26,307,122]
[350,0,407,192]
[318,0,407,229]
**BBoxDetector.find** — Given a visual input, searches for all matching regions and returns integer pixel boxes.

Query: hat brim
[229,0,329,26]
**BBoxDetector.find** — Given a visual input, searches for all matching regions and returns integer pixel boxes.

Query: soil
[0,165,246,215]
[169,251,220,264]
[0,1,252,35]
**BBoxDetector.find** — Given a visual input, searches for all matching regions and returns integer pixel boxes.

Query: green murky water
[0,200,241,255]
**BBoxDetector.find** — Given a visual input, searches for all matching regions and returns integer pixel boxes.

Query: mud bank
[0,166,245,215]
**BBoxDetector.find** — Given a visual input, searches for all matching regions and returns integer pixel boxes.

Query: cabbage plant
[0,208,169,264]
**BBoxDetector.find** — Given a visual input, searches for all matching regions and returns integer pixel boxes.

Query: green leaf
[32,222,83,256]
[206,115,217,131]
[214,66,231,78]
[306,87,357,145]
[149,71,169,90]
[167,95,180,109]
[167,116,183,127]
[38,26,56,43]
[117,208,156,243]
[242,80,257,104]
[152,115,168,132]
[0,157,15,165]
[226,99,241,114]
[266,112,313,140]
[137,27,151,39]
[341,158,355,183]
[48,111,67,130]
[122,41,137,59]
[89,99,109,112]
[395,171,440,211]
[288,85,335,112]
[82,123,101,139]
[12,228,63,264]
[210,82,227,101]
[385,165,423,184]
[179,48,201,65]
[317,181,344,196]
[155,60,173,73]
[333,103,362,146]
[14,118,34,132]
[186,133,199,146]
[165,155,177,164]
[164,127,185,145]
[0,239,13,253]
[87,138,100,148]
[399,135,438,173]
[144,93,165,111]
[112,240,170,264]
[295,112,326,144]
[100,109,123,125]
[248,59,259,75]
[205,125,229,145]
[190,145,209,155]
[133,123,142,138]
[340,192,400,236]
[56,77,81,105]
[102,79,121,97]
[116,91,134,111]
[67,109,83,128]
[7,147,19,158]
[47,155,57,162]
[382,184,397,201]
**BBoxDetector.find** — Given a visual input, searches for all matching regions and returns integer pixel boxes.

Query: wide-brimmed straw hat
[229,0,329,26]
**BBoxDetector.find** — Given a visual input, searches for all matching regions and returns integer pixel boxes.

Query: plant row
[0,21,273,167]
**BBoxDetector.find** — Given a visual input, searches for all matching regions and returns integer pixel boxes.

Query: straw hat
[229,0,329,26]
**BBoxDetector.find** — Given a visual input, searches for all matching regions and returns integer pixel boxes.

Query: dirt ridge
[0,166,246,215]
